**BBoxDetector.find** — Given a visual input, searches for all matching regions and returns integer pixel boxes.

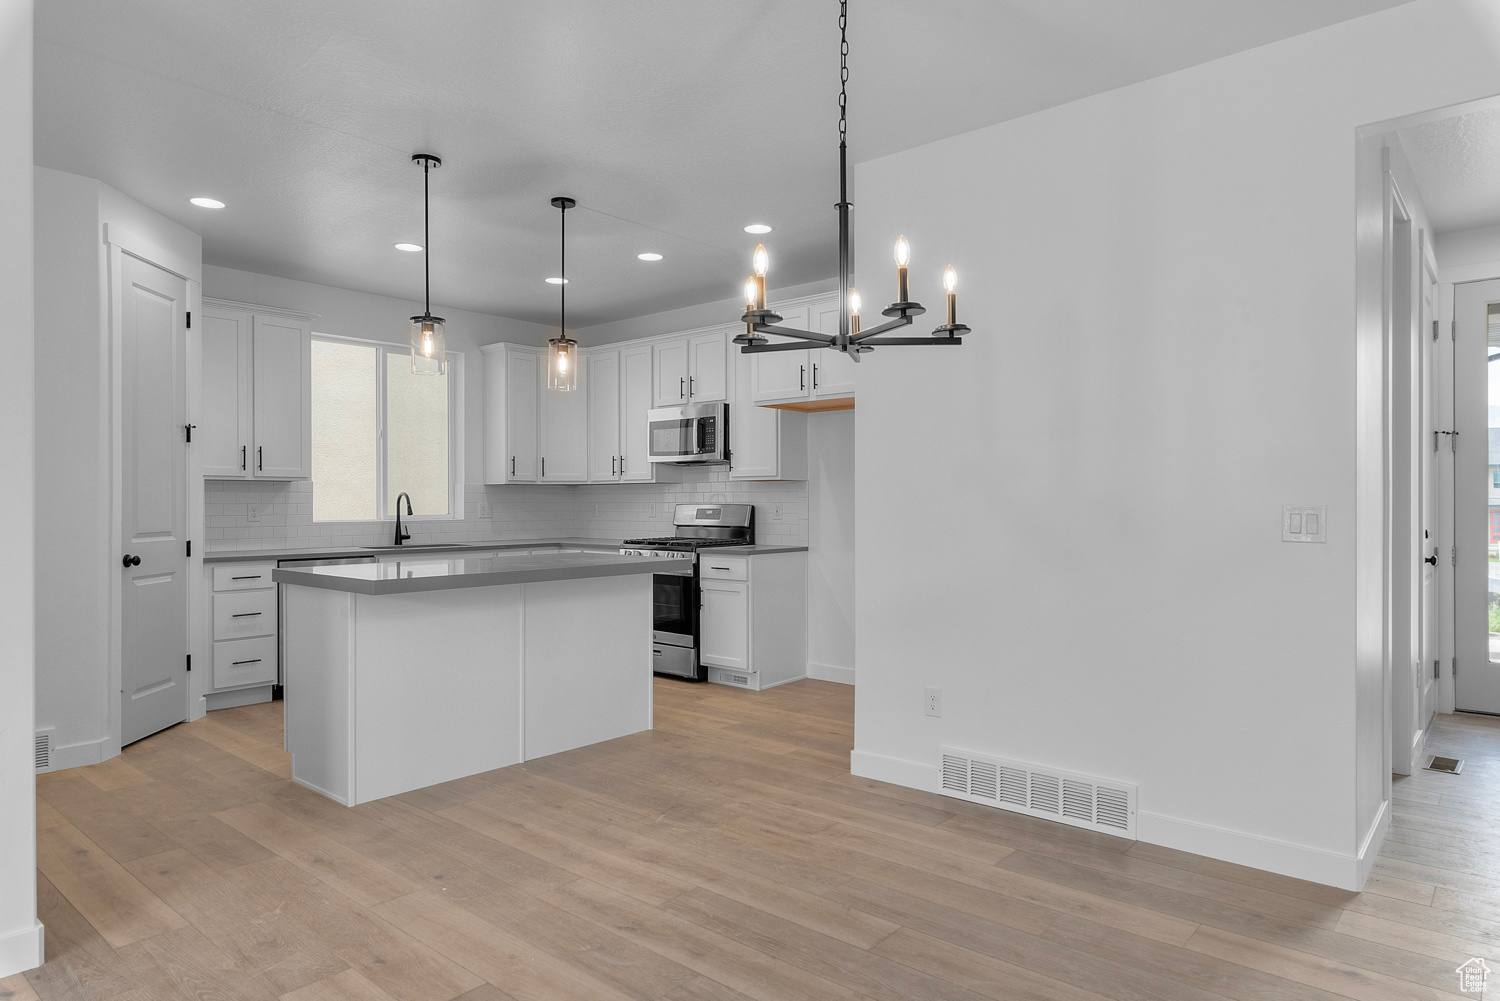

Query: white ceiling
[35,0,1413,327]
[1399,106,1500,233]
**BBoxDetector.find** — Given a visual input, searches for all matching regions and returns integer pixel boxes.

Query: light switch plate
[477,497,491,518]
[1283,505,1327,543]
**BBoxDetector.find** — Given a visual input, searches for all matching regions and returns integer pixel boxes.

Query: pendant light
[734,0,973,360]
[408,153,447,376]
[546,196,579,392]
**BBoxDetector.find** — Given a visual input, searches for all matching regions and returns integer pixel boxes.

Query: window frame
[310,332,465,524]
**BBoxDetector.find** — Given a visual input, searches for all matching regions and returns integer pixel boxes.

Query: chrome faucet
[394,492,413,546]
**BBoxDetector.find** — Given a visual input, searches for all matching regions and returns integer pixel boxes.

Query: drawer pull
[230,575,263,580]
[708,566,729,571]
[231,611,263,618]
[231,658,262,666]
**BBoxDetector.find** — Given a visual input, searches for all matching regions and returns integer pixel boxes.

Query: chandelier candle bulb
[848,287,862,337]
[895,235,911,304]
[752,243,769,310]
[943,265,958,326]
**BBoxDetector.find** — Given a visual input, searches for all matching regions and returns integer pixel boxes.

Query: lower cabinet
[699,552,807,690]
[201,562,279,709]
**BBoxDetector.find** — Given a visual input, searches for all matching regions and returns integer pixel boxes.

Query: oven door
[647,413,707,462]
[652,571,701,679]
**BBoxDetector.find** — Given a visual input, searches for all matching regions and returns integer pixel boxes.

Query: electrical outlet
[477,497,491,519]
[247,504,262,525]
[773,503,784,521]
[924,686,942,717]
[593,502,600,518]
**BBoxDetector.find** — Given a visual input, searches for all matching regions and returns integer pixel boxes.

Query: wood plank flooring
[14,681,1500,1001]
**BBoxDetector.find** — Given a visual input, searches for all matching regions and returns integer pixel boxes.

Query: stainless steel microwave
[647,403,728,464]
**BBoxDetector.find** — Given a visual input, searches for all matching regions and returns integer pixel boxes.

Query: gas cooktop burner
[620,537,746,549]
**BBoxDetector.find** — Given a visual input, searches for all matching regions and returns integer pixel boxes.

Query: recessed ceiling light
[545,277,569,285]
[190,197,226,209]
[744,223,773,234]
[637,253,663,261]
[394,242,423,252]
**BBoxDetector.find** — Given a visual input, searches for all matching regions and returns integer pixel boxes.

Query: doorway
[1454,280,1500,713]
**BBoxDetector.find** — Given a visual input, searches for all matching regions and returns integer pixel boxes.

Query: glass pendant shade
[547,335,578,392]
[409,315,447,376]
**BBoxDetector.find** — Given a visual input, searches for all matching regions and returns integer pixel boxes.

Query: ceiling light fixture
[394,242,422,252]
[638,253,663,261]
[189,197,225,209]
[546,196,579,392]
[743,224,773,235]
[407,154,446,376]
[544,277,568,285]
[735,1,970,360]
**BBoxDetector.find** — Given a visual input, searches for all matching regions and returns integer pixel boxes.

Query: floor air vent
[1425,755,1463,774]
[35,731,51,771]
[938,745,1136,839]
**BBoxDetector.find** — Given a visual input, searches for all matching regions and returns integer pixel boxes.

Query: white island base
[282,573,652,806]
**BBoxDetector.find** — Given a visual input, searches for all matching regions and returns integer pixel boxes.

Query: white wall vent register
[34,731,51,772]
[938,745,1137,839]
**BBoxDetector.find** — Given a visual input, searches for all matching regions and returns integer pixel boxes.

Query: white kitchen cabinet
[653,327,729,407]
[748,294,854,406]
[701,551,808,691]
[620,343,655,481]
[482,343,540,483]
[540,354,588,482]
[586,342,662,483]
[730,331,807,481]
[201,300,312,479]
[699,579,749,672]
[587,348,622,481]
[199,560,278,708]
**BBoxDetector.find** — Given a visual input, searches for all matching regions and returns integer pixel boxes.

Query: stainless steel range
[622,503,754,679]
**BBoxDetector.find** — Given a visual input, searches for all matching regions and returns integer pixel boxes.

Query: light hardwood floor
[6,681,1500,1001]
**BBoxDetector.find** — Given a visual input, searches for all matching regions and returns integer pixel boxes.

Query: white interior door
[1454,278,1500,713]
[1414,257,1438,752]
[120,253,189,746]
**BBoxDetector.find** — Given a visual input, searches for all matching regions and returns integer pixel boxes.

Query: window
[310,336,458,522]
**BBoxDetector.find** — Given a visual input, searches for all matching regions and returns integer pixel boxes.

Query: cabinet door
[699,579,749,670]
[541,354,588,482]
[750,305,811,404]
[687,329,728,403]
[251,315,311,478]
[587,349,621,481]
[730,343,781,480]
[653,338,688,407]
[811,300,857,398]
[619,343,655,481]
[506,347,540,481]
[201,309,251,477]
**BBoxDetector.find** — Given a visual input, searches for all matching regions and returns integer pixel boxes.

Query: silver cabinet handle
[619,455,624,477]
[612,455,617,476]
[689,375,695,398]
[679,376,685,399]
[542,457,546,478]
[241,445,246,470]
[230,574,262,580]
[257,445,263,471]
[800,365,805,391]
[813,363,819,391]
[231,611,263,617]
[512,456,516,476]
[231,658,262,665]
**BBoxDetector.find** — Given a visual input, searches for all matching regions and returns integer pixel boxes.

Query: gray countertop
[204,538,623,565]
[205,538,807,564]
[274,550,690,595]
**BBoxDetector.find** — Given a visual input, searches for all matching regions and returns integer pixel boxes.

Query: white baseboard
[42,737,107,772]
[853,746,1366,890]
[850,748,939,792]
[1355,798,1390,889]
[1136,810,1364,891]
[807,662,855,685]
[0,920,44,979]
[204,686,274,711]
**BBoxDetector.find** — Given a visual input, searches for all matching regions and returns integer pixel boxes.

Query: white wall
[1436,222,1500,282]
[808,412,856,683]
[851,0,1500,889]
[33,168,202,768]
[0,0,41,978]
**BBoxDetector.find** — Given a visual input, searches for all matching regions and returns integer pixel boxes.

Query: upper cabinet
[483,343,540,483]
[586,343,657,482]
[730,336,807,482]
[201,301,312,480]
[540,355,588,482]
[748,294,854,407]
[653,327,729,407]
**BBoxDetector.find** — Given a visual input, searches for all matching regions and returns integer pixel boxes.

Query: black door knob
[122,554,141,567]
[1423,554,1438,566]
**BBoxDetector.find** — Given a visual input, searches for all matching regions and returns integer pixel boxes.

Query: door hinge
[1452,656,1458,678]
[186,540,192,558]
[1452,318,1457,340]
[1452,545,1458,566]
[1436,430,1458,453]
[1433,319,1439,341]
[186,654,191,673]
[184,423,196,443]
[1435,658,1441,679]
[186,311,191,329]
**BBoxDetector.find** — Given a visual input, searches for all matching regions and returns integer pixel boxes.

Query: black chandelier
[735,0,969,360]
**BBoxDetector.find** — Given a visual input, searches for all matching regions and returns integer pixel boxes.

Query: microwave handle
[696,418,708,453]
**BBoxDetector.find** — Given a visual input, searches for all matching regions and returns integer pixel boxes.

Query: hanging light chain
[838,0,848,145]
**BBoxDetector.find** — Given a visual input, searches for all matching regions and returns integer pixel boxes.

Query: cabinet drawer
[212,635,277,689]
[213,589,276,640]
[212,563,276,591]
[698,556,748,581]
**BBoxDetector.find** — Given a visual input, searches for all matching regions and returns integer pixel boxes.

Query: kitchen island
[274,551,684,806]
